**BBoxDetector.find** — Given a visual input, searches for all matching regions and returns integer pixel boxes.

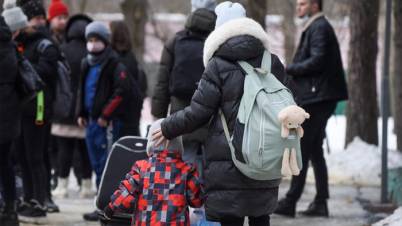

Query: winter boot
[18,200,48,225]
[0,200,19,226]
[45,194,60,213]
[51,177,68,199]
[17,198,30,213]
[274,198,296,217]
[79,179,94,199]
[298,200,329,217]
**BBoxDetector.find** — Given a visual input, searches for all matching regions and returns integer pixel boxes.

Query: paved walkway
[20,177,379,226]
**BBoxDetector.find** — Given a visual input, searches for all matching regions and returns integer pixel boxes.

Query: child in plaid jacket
[104,119,204,226]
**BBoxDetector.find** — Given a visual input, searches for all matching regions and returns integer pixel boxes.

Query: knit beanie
[191,0,217,12]
[2,0,29,32]
[215,1,246,28]
[146,119,184,156]
[48,0,69,21]
[85,21,110,45]
[19,0,46,21]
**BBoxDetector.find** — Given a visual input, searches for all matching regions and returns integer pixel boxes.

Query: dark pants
[286,101,337,202]
[220,215,270,226]
[57,137,92,179]
[182,141,204,182]
[0,142,16,201]
[15,117,49,205]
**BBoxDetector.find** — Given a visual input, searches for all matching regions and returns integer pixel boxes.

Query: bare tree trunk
[248,0,267,28]
[80,0,88,13]
[121,0,148,63]
[345,0,380,147]
[280,0,296,64]
[394,0,402,151]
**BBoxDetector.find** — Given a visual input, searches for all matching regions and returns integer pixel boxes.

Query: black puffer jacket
[286,15,348,105]
[15,25,58,119]
[152,8,216,143]
[0,16,21,143]
[161,18,300,221]
[59,14,92,125]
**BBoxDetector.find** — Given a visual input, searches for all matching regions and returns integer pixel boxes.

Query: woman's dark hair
[109,21,131,53]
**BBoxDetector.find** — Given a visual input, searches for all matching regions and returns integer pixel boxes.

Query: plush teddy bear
[278,105,310,177]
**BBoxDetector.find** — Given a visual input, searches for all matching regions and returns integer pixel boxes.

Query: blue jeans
[86,118,121,189]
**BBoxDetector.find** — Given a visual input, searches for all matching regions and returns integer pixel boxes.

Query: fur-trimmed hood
[203,18,269,66]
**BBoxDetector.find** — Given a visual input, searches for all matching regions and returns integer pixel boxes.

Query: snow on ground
[373,207,402,226]
[305,116,402,186]
[139,98,402,187]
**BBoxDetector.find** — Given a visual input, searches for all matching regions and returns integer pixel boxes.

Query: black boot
[274,198,296,217]
[83,211,99,221]
[0,200,19,226]
[298,201,329,217]
[45,193,60,213]
[16,198,30,213]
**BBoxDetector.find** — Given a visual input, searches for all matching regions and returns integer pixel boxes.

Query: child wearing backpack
[103,119,205,225]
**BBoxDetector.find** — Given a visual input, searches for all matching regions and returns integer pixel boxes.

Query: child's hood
[147,119,184,156]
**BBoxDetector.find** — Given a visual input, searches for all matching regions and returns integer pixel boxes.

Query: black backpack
[37,39,72,121]
[169,30,207,101]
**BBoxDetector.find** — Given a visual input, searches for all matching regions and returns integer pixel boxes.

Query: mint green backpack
[220,50,302,180]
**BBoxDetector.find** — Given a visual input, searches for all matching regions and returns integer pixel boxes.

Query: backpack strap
[219,108,231,143]
[238,50,272,76]
[37,39,53,54]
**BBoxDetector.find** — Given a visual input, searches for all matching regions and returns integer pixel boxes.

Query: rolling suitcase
[95,136,148,225]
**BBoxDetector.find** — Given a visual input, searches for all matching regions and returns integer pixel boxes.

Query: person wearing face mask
[274,0,348,218]
[76,21,139,222]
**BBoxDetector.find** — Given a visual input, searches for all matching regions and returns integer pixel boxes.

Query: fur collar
[203,18,270,66]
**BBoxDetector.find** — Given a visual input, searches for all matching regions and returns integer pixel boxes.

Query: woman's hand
[104,213,111,220]
[98,118,108,127]
[151,128,170,148]
[77,117,87,128]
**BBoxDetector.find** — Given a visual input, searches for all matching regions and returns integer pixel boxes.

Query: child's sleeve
[100,65,131,121]
[186,164,205,208]
[104,162,142,218]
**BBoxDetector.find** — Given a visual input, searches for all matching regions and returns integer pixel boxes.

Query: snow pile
[322,137,402,186]
[373,207,402,226]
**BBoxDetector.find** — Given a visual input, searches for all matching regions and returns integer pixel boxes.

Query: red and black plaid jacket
[106,150,204,226]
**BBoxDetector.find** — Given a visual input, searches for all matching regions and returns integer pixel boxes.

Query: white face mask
[87,41,105,53]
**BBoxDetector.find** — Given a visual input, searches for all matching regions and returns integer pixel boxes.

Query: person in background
[151,0,217,182]
[19,0,60,214]
[274,0,348,218]
[4,0,58,223]
[0,5,24,223]
[103,119,204,225]
[77,21,139,221]
[51,14,94,200]
[109,21,142,137]
[47,0,69,45]
[19,0,46,27]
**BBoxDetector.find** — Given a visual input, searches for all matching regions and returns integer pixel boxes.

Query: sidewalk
[20,178,379,226]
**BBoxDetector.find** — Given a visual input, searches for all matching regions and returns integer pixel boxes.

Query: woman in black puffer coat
[13,23,58,220]
[0,16,21,224]
[152,3,300,226]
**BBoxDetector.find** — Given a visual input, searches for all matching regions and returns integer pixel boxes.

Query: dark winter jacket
[77,47,141,136]
[15,25,58,120]
[152,8,216,143]
[59,14,92,125]
[116,47,142,136]
[161,18,300,221]
[0,16,21,144]
[286,14,348,106]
